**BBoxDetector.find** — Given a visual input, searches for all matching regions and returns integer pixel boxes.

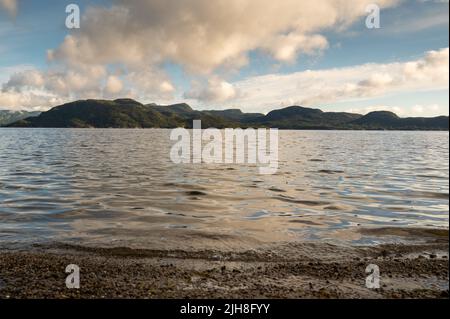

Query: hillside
[0,110,40,126]
[352,111,449,130]
[5,99,449,130]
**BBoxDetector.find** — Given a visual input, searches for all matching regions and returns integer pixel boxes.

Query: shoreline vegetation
[0,226,448,299]
[3,98,449,130]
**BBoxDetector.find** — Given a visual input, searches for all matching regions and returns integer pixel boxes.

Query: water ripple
[0,129,448,248]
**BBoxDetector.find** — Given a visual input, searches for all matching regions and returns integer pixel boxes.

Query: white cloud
[48,0,398,73]
[0,90,64,111]
[0,64,108,108]
[1,0,400,110]
[104,75,124,95]
[125,68,176,102]
[0,64,34,84]
[160,81,175,94]
[4,0,448,116]
[185,78,240,103]
[266,33,329,63]
[346,105,404,115]
[410,104,444,116]
[206,48,449,113]
[346,104,447,117]
[2,70,45,91]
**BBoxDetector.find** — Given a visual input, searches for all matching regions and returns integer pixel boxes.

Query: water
[0,129,448,250]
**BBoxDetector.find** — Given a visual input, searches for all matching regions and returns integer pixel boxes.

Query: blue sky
[0,0,448,116]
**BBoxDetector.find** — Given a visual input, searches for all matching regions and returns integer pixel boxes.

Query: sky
[0,0,448,117]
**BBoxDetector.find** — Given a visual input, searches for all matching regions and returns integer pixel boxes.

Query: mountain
[5,99,449,130]
[7,99,235,129]
[0,110,41,126]
[352,111,449,130]
[7,99,172,128]
[149,103,194,116]
[202,109,264,122]
[250,106,363,129]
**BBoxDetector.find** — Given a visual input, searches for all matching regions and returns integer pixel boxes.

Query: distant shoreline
[5,98,449,130]
[2,127,449,131]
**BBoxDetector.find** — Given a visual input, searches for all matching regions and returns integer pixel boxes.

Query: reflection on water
[0,129,448,249]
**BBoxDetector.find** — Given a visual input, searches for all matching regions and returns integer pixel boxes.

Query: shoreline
[1,227,448,299]
[2,127,449,131]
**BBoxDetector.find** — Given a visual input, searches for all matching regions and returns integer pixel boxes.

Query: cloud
[266,34,329,63]
[48,0,399,73]
[345,104,447,117]
[0,90,64,111]
[104,75,124,95]
[2,47,447,113]
[42,0,396,106]
[206,48,448,113]
[2,69,44,91]
[10,0,449,113]
[346,105,404,115]
[125,68,176,101]
[0,65,177,109]
[410,104,444,116]
[0,0,17,17]
[303,48,449,105]
[184,78,240,103]
[2,0,400,110]
[1,64,108,109]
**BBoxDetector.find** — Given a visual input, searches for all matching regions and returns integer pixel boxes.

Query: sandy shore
[0,227,448,299]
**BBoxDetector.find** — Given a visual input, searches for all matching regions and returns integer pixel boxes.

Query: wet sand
[0,227,448,299]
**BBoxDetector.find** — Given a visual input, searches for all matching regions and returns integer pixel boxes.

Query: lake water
[0,129,448,250]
